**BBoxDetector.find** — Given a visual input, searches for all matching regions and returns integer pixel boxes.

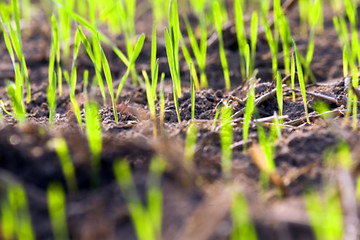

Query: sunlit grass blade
[48,137,77,194]
[293,40,310,123]
[276,71,283,117]
[116,34,145,100]
[231,191,257,240]
[184,121,197,167]
[159,73,165,130]
[243,79,255,152]
[151,23,158,98]
[234,0,246,80]
[250,12,258,76]
[220,105,233,177]
[142,70,157,137]
[214,0,231,90]
[47,182,70,240]
[85,100,102,186]
[63,71,82,130]
[190,62,195,119]
[291,54,296,102]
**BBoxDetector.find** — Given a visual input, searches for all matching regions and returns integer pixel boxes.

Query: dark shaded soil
[0,1,359,240]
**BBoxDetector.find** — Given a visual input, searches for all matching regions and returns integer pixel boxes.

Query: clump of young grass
[213,0,231,90]
[47,182,70,240]
[48,137,78,194]
[293,40,310,123]
[220,105,233,177]
[114,157,165,240]
[116,34,146,101]
[0,14,27,123]
[63,27,83,129]
[165,0,181,98]
[142,70,157,137]
[231,191,257,240]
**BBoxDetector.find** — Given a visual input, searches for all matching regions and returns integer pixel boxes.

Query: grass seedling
[276,72,283,117]
[6,64,26,123]
[165,0,181,97]
[211,106,221,132]
[257,122,276,190]
[12,0,31,103]
[116,34,145,101]
[47,182,70,240]
[243,79,255,152]
[50,15,62,96]
[291,54,296,102]
[234,0,247,80]
[304,186,343,240]
[48,137,78,194]
[7,183,35,240]
[184,121,197,168]
[159,73,166,130]
[183,14,208,89]
[190,62,195,119]
[262,8,278,79]
[56,0,74,59]
[77,27,106,103]
[250,12,258,76]
[213,0,231,91]
[142,70,157,137]
[64,28,83,130]
[85,100,102,186]
[220,105,233,177]
[151,23,159,99]
[293,40,310,123]
[231,191,257,240]
[114,157,165,240]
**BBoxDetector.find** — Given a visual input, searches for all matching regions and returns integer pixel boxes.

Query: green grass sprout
[276,71,283,117]
[47,182,70,240]
[180,31,200,90]
[50,15,62,96]
[243,79,255,152]
[183,15,207,89]
[184,121,197,168]
[63,70,82,130]
[85,100,102,186]
[151,23,159,99]
[142,70,157,137]
[159,73,166,130]
[48,137,78,194]
[212,106,221,132]
[234,0,246,80]
[116,34,145,101]
[190,62,195,119]
[262,9,278,79]
[256,122,277,191]
[231,191,257,240]
[114,157,165,240]
[305,187,343,240]
[167,0,181,97]
[293,40,310,123]
[291,54,296,102]
[12,0,31,103]
[6,64,26,123]
[250,11,258,76]
[220,105,233,177]
[213,0,231,90]
[7,183,35,240]
[47,72,57,124]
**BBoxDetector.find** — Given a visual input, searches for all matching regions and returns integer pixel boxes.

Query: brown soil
[0,1,358,240]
